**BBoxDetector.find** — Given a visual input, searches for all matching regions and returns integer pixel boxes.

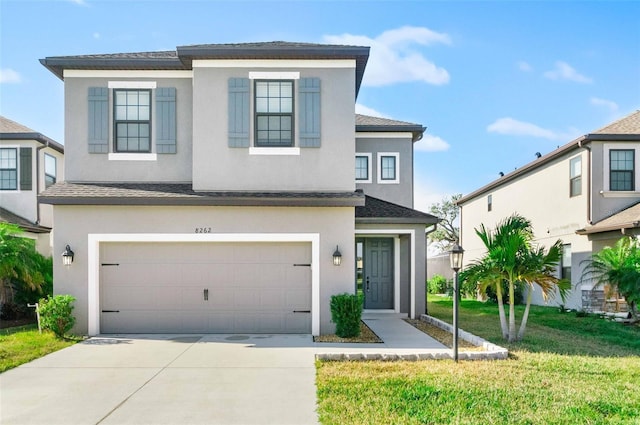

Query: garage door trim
[88,233,320,336]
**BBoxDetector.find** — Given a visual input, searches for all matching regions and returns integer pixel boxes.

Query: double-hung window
[44,153,57,188]
[0,148,17,190]
[255,80,293,147]
[570,156,582,197]
[610,149,634,191]
[355,154,371,183]
[114,89,151,153]
[377,153,399,184]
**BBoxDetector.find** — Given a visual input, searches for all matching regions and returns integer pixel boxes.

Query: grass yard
[0,325,79,373]
[316,296,640,425]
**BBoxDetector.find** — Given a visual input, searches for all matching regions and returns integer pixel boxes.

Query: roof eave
[356,217,439,225]
[356,125,426,142]
[0,132,64,153]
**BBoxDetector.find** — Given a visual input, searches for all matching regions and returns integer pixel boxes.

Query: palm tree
[461,214,568,342]
[580,237,640,321]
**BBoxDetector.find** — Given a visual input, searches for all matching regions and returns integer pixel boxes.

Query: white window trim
[249,71,300,80]
[602,144,639,196]
[377,152,400,184]
[569,155,582,197]
[0,145,20,192]
[355,153,372,183]
[87,233,321,336]
[108,81,157,89]
[249,147,300,156]
[108,153,158,161]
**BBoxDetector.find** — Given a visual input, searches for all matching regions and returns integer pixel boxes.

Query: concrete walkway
[0,317,449,425]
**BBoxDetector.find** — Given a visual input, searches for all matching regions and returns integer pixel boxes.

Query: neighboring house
[0,116,64,255]
[458,110,640,311]
[39,42,438,336]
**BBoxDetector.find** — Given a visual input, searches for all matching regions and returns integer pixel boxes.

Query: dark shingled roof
[356,114,426,142]
[40,41,370,96]
[38,182,365,207]
[0,116,64,153]
[0,207,51,234]
[356,196,440,225]
[577,200,640,235]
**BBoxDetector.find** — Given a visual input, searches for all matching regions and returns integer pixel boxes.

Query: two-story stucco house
[0,116,65,255]
[39,42,438,336]
[458,110,640,311]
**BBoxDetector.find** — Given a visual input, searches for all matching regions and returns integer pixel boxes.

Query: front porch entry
[356,237,395,310]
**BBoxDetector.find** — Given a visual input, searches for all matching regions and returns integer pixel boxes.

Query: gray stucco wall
[64,75,193,183]
[52,205,355,335]
[355,135,414,208]
[191,66,355,191]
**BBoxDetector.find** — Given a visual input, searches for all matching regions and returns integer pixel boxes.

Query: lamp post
[449,242,464,362]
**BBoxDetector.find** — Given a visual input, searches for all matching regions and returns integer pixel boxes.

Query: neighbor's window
[570,156,582,197]
[487,194,492,212]
[0,148,17,190]
[561,244,571,282]
[114,89,151,153]
[610,149,634,191]
[355,155,369,181]
[44,153,56,188]
[255,80,293,147]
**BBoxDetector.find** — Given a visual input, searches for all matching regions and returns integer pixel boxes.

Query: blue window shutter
[228,78,250,148]
[88,87,109,153]
[156,87,177,154]
[299,78,321,148]
[19,147,32,191]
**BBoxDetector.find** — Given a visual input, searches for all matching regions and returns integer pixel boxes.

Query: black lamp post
[449,242,464,362]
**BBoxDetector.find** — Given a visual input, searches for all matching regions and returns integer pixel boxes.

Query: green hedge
[330,293,363,338]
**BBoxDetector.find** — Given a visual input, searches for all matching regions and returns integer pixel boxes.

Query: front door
[363,238,394,309]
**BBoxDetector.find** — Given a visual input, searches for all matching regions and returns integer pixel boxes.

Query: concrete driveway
[0,334,319,425]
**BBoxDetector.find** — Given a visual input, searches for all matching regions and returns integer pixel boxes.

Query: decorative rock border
[419,314,509,360]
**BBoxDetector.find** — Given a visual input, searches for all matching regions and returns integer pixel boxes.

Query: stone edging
[419,314,509,360]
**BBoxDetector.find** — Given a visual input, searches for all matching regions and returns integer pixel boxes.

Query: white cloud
[355,104,389,118]
[413,179,448,215]
[324,26,451,87]
[415,134,450,152]
[543,61,592,83]
[93,32,101,39]
[68,0,88,5]
[0,68,21,84]
[590,97,619,112]
[517,61,532,72]
[487,117,561,140]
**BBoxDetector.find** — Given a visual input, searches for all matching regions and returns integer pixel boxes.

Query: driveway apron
[0,334,318,425]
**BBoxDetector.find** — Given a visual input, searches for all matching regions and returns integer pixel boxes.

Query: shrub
[39,295,76,338]
[427,275,448,294]
[459,276,478,299]
[330,293,363,338]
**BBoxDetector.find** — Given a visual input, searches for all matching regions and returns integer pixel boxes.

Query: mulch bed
[313,321,383,343]
[404,319,485,351]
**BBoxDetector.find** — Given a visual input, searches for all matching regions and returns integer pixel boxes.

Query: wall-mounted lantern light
[62,244,74,266]
[332,245,342,266]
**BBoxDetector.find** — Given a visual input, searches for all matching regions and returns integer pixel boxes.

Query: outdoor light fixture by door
[449,242,464,362]
[62,244,74,266]
[332,245,342,266]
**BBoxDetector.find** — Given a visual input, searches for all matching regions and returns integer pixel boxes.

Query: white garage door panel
[100,242,311,333]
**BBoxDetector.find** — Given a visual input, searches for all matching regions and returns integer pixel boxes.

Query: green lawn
[0,325,79,373]
[316,296,640,425]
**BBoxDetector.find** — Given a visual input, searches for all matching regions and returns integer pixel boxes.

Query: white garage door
[100,242,312,333]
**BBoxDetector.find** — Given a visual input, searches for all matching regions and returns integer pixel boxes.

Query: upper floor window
[44,153,56,188]
[114,89,151,153]
[570,156,582,197]
[355,154,371,183]
[377,152,399,184]
[0,148,17,190]
[610,149,634,191]
[255,80,293,147]
[487,194,492,212]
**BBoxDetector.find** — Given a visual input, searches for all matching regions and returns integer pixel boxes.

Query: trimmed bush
[427,274,448,294]
[39,295,76,338]
[330,293,363,338]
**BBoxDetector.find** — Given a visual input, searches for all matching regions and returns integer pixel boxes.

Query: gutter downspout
[424,223,438,314]
[578,139,592,224]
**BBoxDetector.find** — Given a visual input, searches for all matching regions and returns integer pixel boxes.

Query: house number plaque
[195,227,212,233]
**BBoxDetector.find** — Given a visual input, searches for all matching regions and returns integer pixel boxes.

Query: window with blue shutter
[88,87,109,153]
[156,87,177,154]
[19,147,32,190]
[228,78,250,148]
[298,77,321,148]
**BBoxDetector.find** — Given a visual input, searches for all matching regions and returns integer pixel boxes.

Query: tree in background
[461,214,569,342]
[580,237,640,321]
[427,193,462,253]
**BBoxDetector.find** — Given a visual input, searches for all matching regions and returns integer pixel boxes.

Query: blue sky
[1,0,639,210]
